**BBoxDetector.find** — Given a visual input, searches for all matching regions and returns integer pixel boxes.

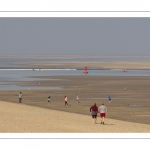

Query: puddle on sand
[128,104,143,107]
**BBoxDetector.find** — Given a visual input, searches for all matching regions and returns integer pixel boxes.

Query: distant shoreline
[0,68,150,70]
[2,61,150,70]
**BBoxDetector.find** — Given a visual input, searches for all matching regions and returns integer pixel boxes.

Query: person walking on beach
[90,103,98,124]
[98,103,107,124]
[47,96,51,105]
[108,95,112,103]
[64,96,69,106]
[76,94,79,103]
[19,92,22,103]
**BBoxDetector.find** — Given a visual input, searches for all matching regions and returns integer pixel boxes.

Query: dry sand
[0,101,150,133]
[12,61,150,70]
[7,55,150,70]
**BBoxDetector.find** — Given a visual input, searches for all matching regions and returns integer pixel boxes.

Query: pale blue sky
[0,18,150,56]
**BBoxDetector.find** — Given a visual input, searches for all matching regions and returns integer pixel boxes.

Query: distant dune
[11,61,150,70]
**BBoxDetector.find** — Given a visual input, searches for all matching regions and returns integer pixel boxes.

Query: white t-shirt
[19,93,22,98]
[99,105,107,113]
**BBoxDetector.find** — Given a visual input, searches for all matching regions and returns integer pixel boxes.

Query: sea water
[0,69,150,90]
[0,56,150,90]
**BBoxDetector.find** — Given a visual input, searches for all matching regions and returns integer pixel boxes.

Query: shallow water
[0,55,150,90]
[0,69,150,90]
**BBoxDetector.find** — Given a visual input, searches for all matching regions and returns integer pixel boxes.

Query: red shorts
[100,113,106,118]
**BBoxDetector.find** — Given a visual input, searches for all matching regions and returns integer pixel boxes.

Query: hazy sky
[0,18,150,56]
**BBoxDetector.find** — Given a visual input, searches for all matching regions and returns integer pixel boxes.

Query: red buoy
[83,66,88,74]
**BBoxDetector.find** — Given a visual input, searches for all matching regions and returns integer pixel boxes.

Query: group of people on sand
[47,94,80,106]
[89,95,112,124]
[90,103,107,124]
[18,91,80,106]
[47,95,70,106]
[19,91,111,124]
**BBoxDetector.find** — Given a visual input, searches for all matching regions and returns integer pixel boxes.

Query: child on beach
[47,96,51,104]
[64,96,69,106]
[19,92,22,103]
[108,95,112,103]
[76,94,79,103]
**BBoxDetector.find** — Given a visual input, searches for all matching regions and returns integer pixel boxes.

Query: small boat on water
[38,69,43,72]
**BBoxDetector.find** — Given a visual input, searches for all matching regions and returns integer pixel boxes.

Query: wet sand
[1,75,150,132]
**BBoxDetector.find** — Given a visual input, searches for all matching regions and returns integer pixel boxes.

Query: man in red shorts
[98,103,107,124]
[90,103,98,124]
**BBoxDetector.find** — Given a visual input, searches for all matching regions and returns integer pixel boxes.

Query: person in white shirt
[98,103,107,124]
[76,94,79,103]
[19,92,22,103]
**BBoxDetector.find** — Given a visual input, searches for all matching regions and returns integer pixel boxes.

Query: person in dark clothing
[90,103,98,124]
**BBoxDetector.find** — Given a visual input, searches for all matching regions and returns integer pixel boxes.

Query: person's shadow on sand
[96,123,115,125]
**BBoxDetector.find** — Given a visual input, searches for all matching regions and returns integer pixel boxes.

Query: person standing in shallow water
[64,96,69,106]
[19,92,22,103]
[90,103,98,124]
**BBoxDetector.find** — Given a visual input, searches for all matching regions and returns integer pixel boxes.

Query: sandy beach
[1,70,150,132]
[1,101,150,133]
[1,60,150,132]
[12,60,150,70]
[4,55,150,70]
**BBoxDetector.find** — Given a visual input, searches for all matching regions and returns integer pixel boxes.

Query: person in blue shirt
[108,95,112,103]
